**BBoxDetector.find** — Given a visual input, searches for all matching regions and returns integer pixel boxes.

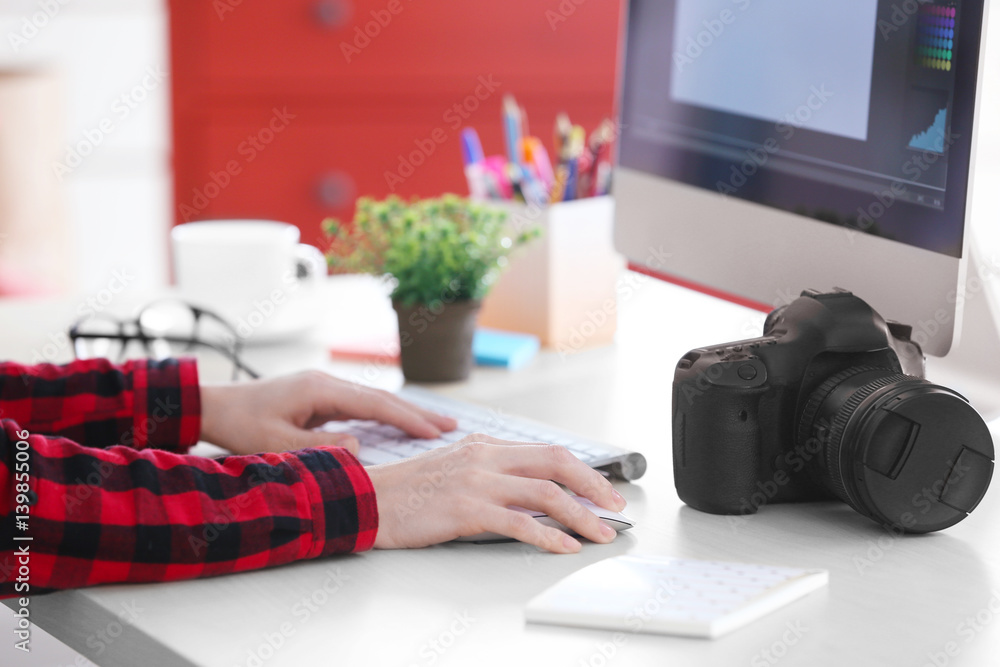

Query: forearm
[0,358,200,452]
[0,419,377,598]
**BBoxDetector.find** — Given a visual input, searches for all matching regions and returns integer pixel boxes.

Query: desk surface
[5,273,1000,667]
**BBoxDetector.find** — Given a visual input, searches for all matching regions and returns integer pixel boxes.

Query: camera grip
[673,387,764,515]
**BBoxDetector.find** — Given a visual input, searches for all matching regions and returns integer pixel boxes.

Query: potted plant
[324,195,538,382]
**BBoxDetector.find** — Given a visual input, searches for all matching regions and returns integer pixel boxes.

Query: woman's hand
[199,371,457,456]
[368,433,628,554]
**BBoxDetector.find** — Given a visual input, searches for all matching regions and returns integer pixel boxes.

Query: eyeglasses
[69,299,261,381]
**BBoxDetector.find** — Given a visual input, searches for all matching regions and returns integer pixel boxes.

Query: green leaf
[322,195,541,305]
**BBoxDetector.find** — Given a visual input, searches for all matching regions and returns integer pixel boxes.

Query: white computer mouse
[454,495,635,543]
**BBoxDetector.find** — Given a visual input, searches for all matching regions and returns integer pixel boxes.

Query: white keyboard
[321,387,647,481]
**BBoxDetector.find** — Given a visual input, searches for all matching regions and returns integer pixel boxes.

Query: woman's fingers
[491,475,617,545]
[478,440,626,514]
[476,503,582,554]
[315,383,445,438]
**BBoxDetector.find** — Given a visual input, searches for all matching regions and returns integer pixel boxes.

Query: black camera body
[673,289,994,533]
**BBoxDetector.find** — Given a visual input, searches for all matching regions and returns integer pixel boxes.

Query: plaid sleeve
[0,358,200,453]
[0,419,378,598]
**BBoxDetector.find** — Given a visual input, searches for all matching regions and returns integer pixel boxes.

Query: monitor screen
[618,0,985,258]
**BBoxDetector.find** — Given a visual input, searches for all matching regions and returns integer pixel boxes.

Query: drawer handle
[315,171,356,209]
[312,0,352,29]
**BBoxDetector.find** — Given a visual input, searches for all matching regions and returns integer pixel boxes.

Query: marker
[484,155,514,200]
[524,137,555,190]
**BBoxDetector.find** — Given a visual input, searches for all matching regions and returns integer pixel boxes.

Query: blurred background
[0,0,623,298]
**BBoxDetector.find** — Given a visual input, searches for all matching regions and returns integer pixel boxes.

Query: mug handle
[294,244,327,286]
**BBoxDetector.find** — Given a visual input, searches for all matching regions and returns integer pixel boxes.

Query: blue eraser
[473,328,540,370]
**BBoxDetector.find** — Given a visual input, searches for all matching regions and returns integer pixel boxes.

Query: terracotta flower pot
[393,299,481,382]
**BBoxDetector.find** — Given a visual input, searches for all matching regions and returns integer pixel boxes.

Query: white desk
[4,273,1000,667]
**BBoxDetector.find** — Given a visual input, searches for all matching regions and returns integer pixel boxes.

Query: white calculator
[526,554,828,639]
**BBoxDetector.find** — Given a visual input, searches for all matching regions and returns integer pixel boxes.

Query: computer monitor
[613,0,998,411]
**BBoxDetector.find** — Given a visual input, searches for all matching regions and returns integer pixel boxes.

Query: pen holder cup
[479,196,624,352]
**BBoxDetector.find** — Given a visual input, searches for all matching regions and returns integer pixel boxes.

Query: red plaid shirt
[0,358,377,598]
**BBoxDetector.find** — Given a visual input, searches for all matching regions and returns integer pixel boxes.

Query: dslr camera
[672,289,994,533]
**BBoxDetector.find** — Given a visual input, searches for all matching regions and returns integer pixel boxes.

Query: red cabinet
[169,0,622,248]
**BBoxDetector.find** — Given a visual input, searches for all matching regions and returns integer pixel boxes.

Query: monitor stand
[926,238,1000,422]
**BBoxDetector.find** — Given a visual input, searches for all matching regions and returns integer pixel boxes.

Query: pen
[554,113,573,167]
[503,95,525,167]
[550,164,569,203]
[461,128,488,200]
[589,120,615,197]
[563,125,586,201]
[521,165,550,207]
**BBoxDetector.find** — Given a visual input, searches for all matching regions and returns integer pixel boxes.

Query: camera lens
[799,367,994,533]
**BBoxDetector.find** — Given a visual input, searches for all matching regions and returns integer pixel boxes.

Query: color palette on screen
[917,5,956,71]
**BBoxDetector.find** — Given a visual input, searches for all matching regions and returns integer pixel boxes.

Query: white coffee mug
[171,220,326,342]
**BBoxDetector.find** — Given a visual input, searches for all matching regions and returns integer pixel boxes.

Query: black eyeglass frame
[68,300,261,381]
